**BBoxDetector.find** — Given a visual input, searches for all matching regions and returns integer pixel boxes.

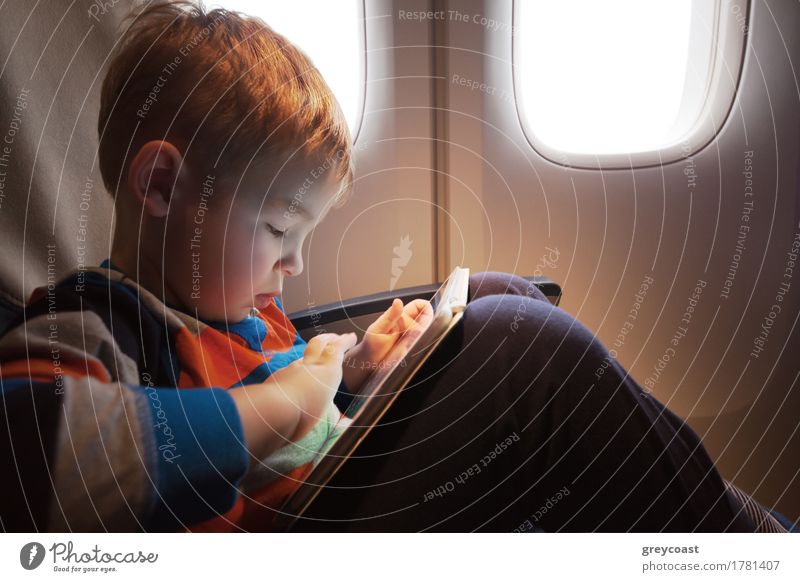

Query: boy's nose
[278,251,303,277]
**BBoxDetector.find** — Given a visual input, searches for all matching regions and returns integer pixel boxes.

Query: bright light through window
[516,0,715,156]
[209,1,363,136]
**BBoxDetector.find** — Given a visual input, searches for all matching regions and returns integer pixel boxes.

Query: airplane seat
[0,293,23,338]
[0,0,118,315]
[0,0,794,534]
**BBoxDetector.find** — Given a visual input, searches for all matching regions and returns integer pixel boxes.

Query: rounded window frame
[511,0,750,170]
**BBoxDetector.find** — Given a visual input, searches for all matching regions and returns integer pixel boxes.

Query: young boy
[0,0,431,532]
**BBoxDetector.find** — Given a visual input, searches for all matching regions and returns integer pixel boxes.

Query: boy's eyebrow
[266,196,313,220]
[283,202,313,220]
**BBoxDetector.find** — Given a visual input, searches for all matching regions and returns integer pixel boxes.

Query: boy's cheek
[223,229,266,261]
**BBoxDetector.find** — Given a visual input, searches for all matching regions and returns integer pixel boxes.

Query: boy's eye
[266,224,287,238]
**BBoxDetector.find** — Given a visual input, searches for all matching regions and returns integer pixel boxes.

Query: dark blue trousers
[294,272,756,532]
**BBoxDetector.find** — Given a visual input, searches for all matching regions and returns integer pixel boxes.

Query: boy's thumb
[385,298,403,320]
[341,332,358,349]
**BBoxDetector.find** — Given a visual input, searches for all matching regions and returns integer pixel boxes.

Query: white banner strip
[1,533,798,581]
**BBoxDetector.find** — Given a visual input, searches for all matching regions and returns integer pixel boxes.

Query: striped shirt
[0,259,354,531]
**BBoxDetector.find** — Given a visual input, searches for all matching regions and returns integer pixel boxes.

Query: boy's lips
[254,292,278,309]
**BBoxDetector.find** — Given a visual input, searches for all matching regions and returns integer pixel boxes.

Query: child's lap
[289,290,593,530]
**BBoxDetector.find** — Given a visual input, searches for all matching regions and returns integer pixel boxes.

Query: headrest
[0,0,126,306]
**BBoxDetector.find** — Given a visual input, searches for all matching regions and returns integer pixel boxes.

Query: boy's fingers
[368,298,405,335]
[404,299,433,320]
[374,298,403,328]
[302,337,322,362]
[399,299,433,329]
[325,332,358,356]
[315,332,358,360]
[304,333,339,361]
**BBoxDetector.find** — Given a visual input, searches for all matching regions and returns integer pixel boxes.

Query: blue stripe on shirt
[137,385,249,530]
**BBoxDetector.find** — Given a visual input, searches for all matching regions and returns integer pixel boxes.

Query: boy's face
[163,157,340,323]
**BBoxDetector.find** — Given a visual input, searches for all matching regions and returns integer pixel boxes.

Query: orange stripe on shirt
[174,306,303,390]
[0,357,111,384]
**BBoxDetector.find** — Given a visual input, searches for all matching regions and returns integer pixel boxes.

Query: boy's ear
[127,140,184,218]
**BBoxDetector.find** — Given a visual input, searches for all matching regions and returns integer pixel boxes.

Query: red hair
[98,0,353,204]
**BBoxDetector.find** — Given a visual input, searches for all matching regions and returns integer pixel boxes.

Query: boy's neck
[110,242,183,311]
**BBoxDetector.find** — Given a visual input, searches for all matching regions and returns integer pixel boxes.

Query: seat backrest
[0,1,127,305]
[0,292,22,337]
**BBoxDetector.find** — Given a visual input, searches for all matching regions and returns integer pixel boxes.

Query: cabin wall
[445,0,800,519]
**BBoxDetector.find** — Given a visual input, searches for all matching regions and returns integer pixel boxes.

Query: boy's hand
[230,332,357,460]
[342,298,434,394]
[267,332,357,439]
[289,332,357,438]
[362,298,434,362]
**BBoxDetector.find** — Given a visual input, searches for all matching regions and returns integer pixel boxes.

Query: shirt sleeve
[0,283,249,532]
[137,384,249,531]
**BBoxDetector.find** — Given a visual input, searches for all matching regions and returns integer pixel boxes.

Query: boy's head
[98,0,353,322]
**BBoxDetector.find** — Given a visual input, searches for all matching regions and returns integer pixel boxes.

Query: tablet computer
[272,266,470,531]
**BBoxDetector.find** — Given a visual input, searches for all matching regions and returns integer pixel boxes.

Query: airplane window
[211,1,364,137]
[515,0,748,168]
